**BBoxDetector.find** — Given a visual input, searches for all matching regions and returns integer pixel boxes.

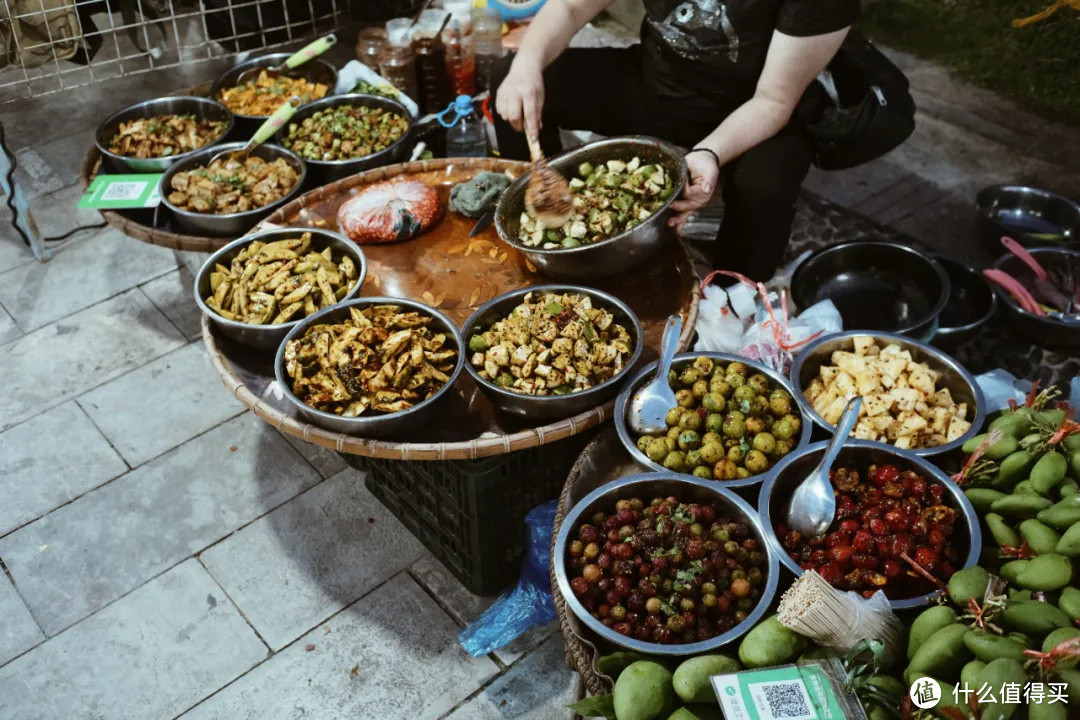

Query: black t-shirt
[641,0,859,121]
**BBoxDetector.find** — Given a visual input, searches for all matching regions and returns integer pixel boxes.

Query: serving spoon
[786,395,862,537]
[206,97,301,168]
[628,315,682,436]
[524,136,574,229]
[235,34,337,86]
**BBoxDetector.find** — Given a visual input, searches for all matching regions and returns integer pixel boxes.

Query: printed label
[78,174,163,209]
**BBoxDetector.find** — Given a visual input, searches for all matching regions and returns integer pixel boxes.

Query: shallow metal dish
[95,96,235,174]
[194,227,366,350]
[929,253,998,349]
[210,53,338,131]
[159,142,307,236]
[758,440,981,610]
[790,330,986,457]
[554,472,780,655]
[976,184,1080,250]
[614,352,813,492]
[460,284,644,422]
[273,297,465,438]
[790,241,950,338]
[494,136,688,281]
[992,246,1080,348]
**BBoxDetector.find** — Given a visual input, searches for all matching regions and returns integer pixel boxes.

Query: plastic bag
[337,179,444,244]
[459,500,558,657]
[335,60,420,117]
[975,369,1031,412]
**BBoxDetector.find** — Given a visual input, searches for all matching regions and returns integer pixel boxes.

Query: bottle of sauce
[472,5,503,93]
[379,18,419,101]
[412,10,452,115]
[355,27,386,71]
[442,0,476,97]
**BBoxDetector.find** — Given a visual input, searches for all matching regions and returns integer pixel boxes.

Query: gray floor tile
[0,233,34,275]
[0,559,267,720]
[0,225,177,331]
[279,430,348,478]
[0,402,127,536]
[13,147,66,198]
[179,573,500,720]
[0,289,185,432]
[0,576,42,667]
[803,159,909,208]
[0,413,320,635]
[0,304,21,345]
[138,266,203,341]
[444,634,581,720]
[78,342,245,466]
[28,184,110,240]
[200,468,424,650]
[410,554,557,664]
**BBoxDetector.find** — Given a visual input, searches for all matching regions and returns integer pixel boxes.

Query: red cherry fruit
[852,530,874,553]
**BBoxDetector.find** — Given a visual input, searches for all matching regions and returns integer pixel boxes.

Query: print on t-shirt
[648,0,740,63]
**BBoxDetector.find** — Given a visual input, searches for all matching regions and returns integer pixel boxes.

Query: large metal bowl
[790,330,987,457]
[976,184,1080,251]
[758,440,982,610]
[554,472,780,655]
[95,96,235,174]
[273,297,465,438]
[614,352,813,492]
[159,142,307,236]
[992,246,1080,348]
[460,285,644,422]
[929,253,998,350]
[274,94,414,184]
[494,136,688,281]
[194,227,366,350]
[210,53,338,132]
[791,241,950,339]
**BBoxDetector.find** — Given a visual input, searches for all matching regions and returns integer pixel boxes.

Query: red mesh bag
[337,179,444,245]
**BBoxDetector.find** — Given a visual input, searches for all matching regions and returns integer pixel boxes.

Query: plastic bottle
[442,0,476,97]
[441,95,488,157]
[412,10,452,115]
[472,5,503,92]
[355,27,386,70]
[379,17,419,101]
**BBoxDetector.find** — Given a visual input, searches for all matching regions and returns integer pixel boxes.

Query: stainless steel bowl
[158,142,307,236]
[210,53,338,131]
[273,297,465,438]
[929,253,997,350]
[976,184,1080,250]
[992,246,1080,348]
[790,241,950,339]
[494,136,688,281]
[790,330,987,457]
[554,472,780,655]
[194,227,366,350]
[758,440,982,610]
[95,96,235,174]
[274,94,414,184]
[614,352,813,491]
[460,285,644,421]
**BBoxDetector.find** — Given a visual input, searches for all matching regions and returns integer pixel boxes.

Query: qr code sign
[749,680,816,720]
[100,181,147,201]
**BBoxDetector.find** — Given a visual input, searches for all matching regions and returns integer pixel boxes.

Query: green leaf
[566,694,616,719]
[660,599,677,617]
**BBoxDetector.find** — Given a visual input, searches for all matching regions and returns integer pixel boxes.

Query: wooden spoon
[524,136,573,229]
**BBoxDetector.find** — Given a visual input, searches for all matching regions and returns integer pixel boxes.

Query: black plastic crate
[346,431,594,595]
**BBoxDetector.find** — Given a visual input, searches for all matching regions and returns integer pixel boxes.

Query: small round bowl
[95,96,235,174]
[929,253,997,349]
[159,142,307,236]
[790,330,987,457]
[758,440,981,610]
[461,285,644,421]
[614,352,813,492]
[210,53,338,131]
[494,135,688,281]
[194,227,366,350]
[554,472,780,655]
[791,241,950,338]
[274,297,465,438]
[275,94,414,184]
[976,184,1080,250]
[992,246,1080,348]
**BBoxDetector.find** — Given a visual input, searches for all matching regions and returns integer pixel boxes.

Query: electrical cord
[0,121,106,249]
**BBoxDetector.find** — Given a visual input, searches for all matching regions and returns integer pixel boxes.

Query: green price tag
[711,664,849,720]
[78,174,163,209]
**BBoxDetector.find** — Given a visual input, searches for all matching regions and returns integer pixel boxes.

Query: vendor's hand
[668,150,720,232]
[496,56,545,138]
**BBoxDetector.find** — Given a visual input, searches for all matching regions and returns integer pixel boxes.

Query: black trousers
[490,47,814,282]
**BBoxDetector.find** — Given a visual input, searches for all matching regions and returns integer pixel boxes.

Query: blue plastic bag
[975,369,1080,415]
[459,500,558,657]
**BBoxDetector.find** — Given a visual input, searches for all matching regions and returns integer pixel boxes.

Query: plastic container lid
[454,95,473,113]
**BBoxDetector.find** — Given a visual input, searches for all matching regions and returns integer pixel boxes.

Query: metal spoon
[786,395,862,537]
[206,96,301,168]
[629,315,682,436]
[235,34,337,86]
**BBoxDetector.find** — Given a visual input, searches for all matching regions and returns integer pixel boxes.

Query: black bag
[797,31,916,171]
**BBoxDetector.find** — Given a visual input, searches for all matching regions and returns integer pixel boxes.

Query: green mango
[1059,478,1079,497]
[1055,521,1080,556]
[960,660,985,691]
[963,433,990,454]
[990,493,1053,517]
[1007,588,1033,602]
[1055,667,1080,705]
[1020,519,1063,554]
[965,488,1008,513]
[948,566,989,607]
[986,513,1021,548]
[598,652,648,680]
[614,661,677,720]
[667,706,722,720]
[973,658,1027,720]
[908,605,959,659]
[1015,553,1074,590]
[1042,627,1080,668]
[908,624,971,681]
[1062,434,1080,453]
[1012,480,1041,496]
[989,413,1027,438]
[1028,700,1069,720]
[962,630,1026,663]
[1038,494,1080,530]
[738,616,806,669]
[993,450,1035,489]
[865,674,905,700]
[1002,600,1072,635]
[673,655,741,704]
[1035,408,1067,426]
[999,559,1029,584]
[1059,586,1080,621]
[1032,451,1069,494]
[797,646,835,662]
[1070,451,1080,481]
[1006,632,1034,648]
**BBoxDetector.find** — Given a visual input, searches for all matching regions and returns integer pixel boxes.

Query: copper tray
[203,157,701,460]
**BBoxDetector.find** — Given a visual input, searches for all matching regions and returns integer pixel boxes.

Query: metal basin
[494,136,688,281]
[95,96,235,174]
[790,330,986,457]
[976,184,1080,250]
[553,472,780,655]
[758,440,981,609]
[274,297,465,438]
[210,53,339,133]
[992,246,1080,348]
[275,93,414,184]
[460,285,644,422]
[791,241,950,338]
[193,227,366,350]
[158,142,307,236]
[929,253,997,349]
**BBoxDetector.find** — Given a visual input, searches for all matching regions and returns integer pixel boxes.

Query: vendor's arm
[496,0,614,137]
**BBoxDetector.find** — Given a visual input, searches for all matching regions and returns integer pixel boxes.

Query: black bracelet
[686,147,721,169]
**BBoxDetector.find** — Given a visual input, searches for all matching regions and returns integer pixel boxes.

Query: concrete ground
[2,17,1080,720]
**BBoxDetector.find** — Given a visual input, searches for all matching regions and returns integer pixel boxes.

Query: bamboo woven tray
[203,157,701,459]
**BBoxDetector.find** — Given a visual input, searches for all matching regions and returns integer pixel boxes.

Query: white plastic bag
[335,60,420,117]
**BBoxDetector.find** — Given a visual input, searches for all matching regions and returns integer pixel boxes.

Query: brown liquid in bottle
[413,35,452,116]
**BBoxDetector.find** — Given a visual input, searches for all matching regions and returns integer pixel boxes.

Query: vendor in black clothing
[492,0,859,281]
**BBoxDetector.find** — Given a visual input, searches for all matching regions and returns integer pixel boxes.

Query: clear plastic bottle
[442,95,488,157]
[412,10,452,115]
[442,0,476,97]
[472,5,503,93]
[356,27,386,70]
[379,18,418,101]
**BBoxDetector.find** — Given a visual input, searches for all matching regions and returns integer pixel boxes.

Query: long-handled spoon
[206,97,301,167]
[524,136,573,229]
[786,396,862,537]
[235,34,337,86]
[628,315,682,436]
